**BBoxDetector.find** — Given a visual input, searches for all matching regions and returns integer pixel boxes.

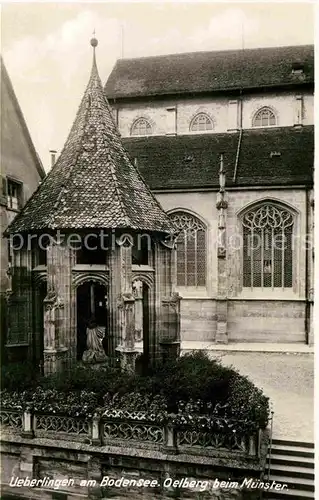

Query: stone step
[267,455,314,468]
[268,465,314,480]
[269,444,314,459]
[267,474,314,492]
[264,489,314,499]
[271,439,314,449]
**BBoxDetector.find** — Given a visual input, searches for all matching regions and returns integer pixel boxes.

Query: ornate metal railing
[0,406,262,459]
[103,421,164,444]
[0,409,23,432]
[34,414,90,436]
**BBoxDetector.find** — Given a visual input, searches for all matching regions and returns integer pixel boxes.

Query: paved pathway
[212,351,314,443]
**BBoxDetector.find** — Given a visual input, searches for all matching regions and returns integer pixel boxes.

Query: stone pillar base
[115,345,139,374]
[43,347,68,375]
[215,299,228,344]
[160,340,180,364]
[215,322,228,344]
[308,302,314,346]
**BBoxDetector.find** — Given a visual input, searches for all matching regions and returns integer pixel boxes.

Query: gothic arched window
[131,118,152,136]
[170,211,207,287]
[252,107,277,127]
[190,113,213,132]
[242,203,294,289]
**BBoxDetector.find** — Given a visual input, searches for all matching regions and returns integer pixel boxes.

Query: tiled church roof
[105,45,314,99]
[7,46,173,235]
[123,126,314,190]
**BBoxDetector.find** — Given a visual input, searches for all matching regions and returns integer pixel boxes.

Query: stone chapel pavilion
[5,38,181,374]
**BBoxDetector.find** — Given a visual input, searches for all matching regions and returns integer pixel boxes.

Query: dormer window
[291,62,305,75]
[190,113,213,132]
[7,179,22,210]
[131,118,152,136]
[252,107,277,128]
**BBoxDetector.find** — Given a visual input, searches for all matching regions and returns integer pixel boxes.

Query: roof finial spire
[90,30,98,68]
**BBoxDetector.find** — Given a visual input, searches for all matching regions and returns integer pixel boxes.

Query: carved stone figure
[82,319,107,364]
[43,289,63,349]
[133,280,143,342]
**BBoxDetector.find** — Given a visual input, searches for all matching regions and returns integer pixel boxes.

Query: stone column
[160,292,181,363]
[108,234,138,368]
[115,292,139,373]
[153,239,175,365]
[215,154,228,343]
[43,235,72,374]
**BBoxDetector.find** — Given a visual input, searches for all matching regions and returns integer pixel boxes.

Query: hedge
[1,352,269,431]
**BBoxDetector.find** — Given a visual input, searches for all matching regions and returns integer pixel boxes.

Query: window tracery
[170,212,206,287]
[242,204,294,289]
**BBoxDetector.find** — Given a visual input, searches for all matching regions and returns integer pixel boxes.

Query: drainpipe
[233,89,243,183]
[233,129,243,183]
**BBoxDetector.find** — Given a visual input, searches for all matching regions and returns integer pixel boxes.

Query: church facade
[105,44,314,345]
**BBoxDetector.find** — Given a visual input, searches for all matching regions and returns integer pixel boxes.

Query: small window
[291,62,304,75]
[76,235,108,265]
[7,179,22,210]
[190,113,213,132]
[132,234,151,265]
[252,107,277,128]
[131,118,152,136]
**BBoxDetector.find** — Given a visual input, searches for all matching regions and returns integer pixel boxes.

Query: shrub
[1,388,99,418]
[1,362,40,392]
[0,352,270,431]
[142,351,235,411]
[227,374,269,429]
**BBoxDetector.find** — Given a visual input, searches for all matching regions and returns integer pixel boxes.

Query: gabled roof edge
[1,57,46,179]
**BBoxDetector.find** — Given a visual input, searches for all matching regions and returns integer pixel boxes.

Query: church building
[4,42,314,373]
[105,44,314,346]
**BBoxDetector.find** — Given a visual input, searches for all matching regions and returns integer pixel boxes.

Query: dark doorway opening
[76,282,107,360]
[135,283,151,375]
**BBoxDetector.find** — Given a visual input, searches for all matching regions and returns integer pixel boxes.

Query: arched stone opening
[76,281,108,360]
[134,279,152,374]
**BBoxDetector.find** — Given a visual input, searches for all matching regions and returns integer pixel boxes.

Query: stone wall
[0,411,268,500]
[115,91,314,137]
[180,298,217,342]
[227,300,305,343]
[155,188,310,343]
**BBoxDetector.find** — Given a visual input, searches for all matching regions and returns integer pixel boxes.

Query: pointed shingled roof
[7,41,173,235]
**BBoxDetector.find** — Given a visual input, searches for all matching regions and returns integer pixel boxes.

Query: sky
[1,2,315,171]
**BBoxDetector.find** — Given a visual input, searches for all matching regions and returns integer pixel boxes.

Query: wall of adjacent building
[115,90,314,137]
[0,65,44,293]
[0,62,44,362]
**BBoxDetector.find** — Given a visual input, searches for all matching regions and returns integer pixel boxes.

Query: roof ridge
[117,43,314,62]
[1,57,45,179]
